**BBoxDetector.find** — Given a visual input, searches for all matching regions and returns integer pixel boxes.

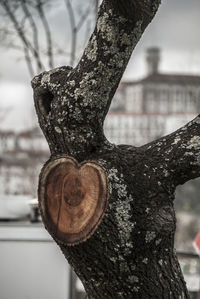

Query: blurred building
[105,47,200,145]
[0,127,47,153]
[177,251,200,299]
[0,127,49,196]
[0,130,16,154]
[1,49,200,195]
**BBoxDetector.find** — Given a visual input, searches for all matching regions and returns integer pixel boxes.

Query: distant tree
[32,0,200,298]
[0,0,98,76]
[0,105,11,129]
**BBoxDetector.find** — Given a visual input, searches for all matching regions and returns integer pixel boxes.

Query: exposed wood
[31,0,200,298]
[39,156,108,246]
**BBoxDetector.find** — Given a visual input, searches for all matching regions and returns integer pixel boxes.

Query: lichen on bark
[31,1,199,298]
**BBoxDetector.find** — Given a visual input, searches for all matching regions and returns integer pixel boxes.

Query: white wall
[0,224,70,299]
[104,112,197,146]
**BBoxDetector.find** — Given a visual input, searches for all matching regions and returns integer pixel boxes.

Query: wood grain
[38,156,108,246]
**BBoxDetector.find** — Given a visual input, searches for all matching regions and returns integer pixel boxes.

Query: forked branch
[32,0,161,159]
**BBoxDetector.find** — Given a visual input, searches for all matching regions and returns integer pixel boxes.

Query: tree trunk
[32,0,200,298]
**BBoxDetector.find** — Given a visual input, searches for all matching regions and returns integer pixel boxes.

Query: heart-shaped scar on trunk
[38,156,109,246]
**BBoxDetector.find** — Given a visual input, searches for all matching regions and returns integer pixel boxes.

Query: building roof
[0,130,15,137]
[124,73,200,86]
[18,126,42,138]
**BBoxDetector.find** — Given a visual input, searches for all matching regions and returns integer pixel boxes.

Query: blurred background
[0,0,200,298]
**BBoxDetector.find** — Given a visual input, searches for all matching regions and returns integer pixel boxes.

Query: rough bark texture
[32,0,200,298]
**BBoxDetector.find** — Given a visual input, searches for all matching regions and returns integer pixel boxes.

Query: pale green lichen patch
[41,72,51,85]
[172,136,181,145]
[145,231,156,243]
[68,80,75,87]
[85,36,98,62]
[107,167,135,255]
[185,135,200,165]
[187,136,200,150]
[73,67,111,112]
[115,195,135,241]
[97,11,113,42]
[156,239,162,246]
[163,169,169,177]
[145,208,150,214]
[129,275,139,283]
[120,33,132,46]
[32,66,67,91]
[55,126,62,134]
[109,256,117,262]
[142,258,148,264]
[184,152,193,156]
[158,259,163,266]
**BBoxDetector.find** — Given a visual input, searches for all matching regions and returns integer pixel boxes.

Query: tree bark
[32,0,199,298]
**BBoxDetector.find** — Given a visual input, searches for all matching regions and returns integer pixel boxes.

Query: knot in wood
[63,175,86,207]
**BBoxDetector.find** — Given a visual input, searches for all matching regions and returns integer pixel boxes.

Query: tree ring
[38,155,109,246]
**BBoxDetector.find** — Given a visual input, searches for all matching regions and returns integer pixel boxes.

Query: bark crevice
[38,90,54,116]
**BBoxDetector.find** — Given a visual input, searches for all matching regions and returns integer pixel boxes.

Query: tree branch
[65,0,92,67]
[32,0,161,160]
[65,0,77,67]
[36,0,54,69]
[0,0,44,72]
[21,0,41,73]
[23,44,34,77]
[71,0,161,124]
[144,115,200,186]
[76,4,91,32]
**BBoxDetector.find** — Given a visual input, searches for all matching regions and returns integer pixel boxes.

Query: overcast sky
[0,0,200,130]
[126,0,200,79]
